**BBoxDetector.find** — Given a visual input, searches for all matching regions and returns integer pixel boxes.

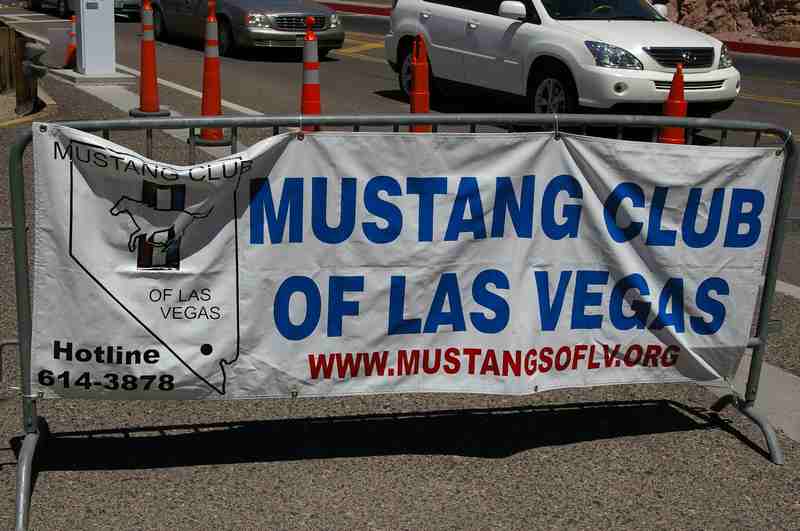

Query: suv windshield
[540,0,665,20]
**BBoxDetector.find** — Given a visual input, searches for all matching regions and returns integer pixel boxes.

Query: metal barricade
[7,113,798,530]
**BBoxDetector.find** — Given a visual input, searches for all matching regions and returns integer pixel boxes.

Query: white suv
[385,0,741,116]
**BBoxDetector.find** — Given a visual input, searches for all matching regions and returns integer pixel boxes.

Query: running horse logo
[110,182,213,270]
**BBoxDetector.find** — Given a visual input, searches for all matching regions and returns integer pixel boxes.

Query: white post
[76,0,116,75]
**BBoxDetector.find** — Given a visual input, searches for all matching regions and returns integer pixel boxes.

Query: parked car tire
[528,65,578,114]
[152,6,167,41]
[397,39,443,102]
[319,48,330,59]
[217,18,235,57]
[57,0,72,18]
[27,0,42,11]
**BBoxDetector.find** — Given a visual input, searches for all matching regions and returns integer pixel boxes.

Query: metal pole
[745,134,798,405]
[9,127,43,531]
[9,128,37,434]
[14,431,40,531]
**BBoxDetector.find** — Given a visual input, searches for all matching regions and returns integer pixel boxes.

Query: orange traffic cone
[65,15,76,69]
[410,34,431,133]
[130,0,170,117]
[659,63,688,144]
[301,16,321,132]
[200,0,224,142]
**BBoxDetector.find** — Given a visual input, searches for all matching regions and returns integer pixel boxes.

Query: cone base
[659,128,686,145]
[192,134,232,147]
[130,108,171,118]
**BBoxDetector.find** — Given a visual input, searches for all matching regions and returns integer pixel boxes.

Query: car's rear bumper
[575,64,741,111]
[238,27,345,50]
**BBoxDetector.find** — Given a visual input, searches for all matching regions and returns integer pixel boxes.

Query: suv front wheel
[529,67,578,114]
[398,40,443,102]
[399,49,413,99]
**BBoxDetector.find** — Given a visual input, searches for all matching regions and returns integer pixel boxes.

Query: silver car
[27,0,141,19]
[151,0,345,57]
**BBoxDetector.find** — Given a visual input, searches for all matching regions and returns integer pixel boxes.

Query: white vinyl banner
[30,124,784,399]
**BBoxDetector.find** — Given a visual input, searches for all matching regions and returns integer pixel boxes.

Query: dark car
[151,0,345,57]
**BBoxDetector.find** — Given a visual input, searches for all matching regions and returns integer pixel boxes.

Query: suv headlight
[718,44,734,69]
[246,13,272,28]
[329,13,340,28]
[585,41,643,70]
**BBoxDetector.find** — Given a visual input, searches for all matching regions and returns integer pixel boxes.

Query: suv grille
[273,16,327,32]
[654,80,724,90]
[643,47,714,69]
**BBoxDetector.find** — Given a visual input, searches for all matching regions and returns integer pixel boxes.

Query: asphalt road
[1,6,800,531]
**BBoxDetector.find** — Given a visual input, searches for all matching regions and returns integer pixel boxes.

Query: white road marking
[78,84,248,158]
[115,64,264,116]
[1,16,68,23]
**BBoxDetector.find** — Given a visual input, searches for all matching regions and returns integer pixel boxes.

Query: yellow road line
[331,49,386,64]
[338,41,384,55]
[345,31,385,42]
[739,92,800,107]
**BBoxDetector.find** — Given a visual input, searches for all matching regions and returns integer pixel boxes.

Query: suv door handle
[467,20,480,29]
[420,10,432,19]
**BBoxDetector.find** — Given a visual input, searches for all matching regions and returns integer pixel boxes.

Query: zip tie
[19,392,41,398]
[776,134,790,156]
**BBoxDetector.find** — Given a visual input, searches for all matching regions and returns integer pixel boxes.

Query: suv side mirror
[499,0,527,20]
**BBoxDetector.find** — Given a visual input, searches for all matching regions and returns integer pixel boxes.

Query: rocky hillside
[669,0,800,41]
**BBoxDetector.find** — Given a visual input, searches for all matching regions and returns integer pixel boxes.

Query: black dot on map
[201,344,213,356]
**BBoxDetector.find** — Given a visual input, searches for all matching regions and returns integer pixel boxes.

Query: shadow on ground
[9,399,767,472]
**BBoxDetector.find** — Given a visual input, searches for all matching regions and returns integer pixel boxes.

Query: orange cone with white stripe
[65,15,76,69]
[659,63,688,144]
[130,0,170,117]
[301,16,320,132]
[410,34,431,133]
[200,0,223,141]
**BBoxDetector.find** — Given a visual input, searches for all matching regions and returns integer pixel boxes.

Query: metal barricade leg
[9,128,49,529]
[15,415,47,531]
[711,394,785,465]
[739,404,785,465]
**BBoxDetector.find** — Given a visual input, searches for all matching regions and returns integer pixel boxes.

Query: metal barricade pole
[738,133,796,464]
[9,126,44,531]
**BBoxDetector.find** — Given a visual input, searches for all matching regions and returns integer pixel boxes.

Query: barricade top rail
[25,113,792,141]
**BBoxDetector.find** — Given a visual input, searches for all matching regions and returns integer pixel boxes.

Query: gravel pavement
[0,75,799,531]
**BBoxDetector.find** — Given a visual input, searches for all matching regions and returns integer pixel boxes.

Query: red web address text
[308,344,680,380]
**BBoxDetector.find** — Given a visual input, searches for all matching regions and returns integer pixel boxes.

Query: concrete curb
[322,1,800,59]
[723,40,800,58]
[48,68,136,86]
